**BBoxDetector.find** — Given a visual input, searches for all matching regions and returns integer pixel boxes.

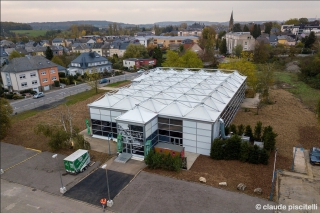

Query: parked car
[309,147,320,165]
[137,69,145,73]
[33,92,44,99]
[99,78,108,84]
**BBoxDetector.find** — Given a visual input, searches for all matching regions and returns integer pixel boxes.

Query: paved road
[1,179,111,213]
[10,72,140,114]
[111,171,276,213]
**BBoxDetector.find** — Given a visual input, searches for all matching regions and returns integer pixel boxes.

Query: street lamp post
[101,164,113,207]
[52,154,67,194]
[269,148,278,201]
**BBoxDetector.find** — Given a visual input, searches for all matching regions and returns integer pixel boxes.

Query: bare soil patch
[145,89,320,200]
[4,93,111,163]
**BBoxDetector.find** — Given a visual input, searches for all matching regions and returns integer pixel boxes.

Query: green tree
[259,149,269,165]
[123,44,148,59]
[233,23,242,32]
[284,18,300,25]
[218,31,226,39]
[219,38,227,55]
[0,98,13,140]
[85,68,101,94]
[256,63,274,103]
[240,142,250,162]
[251,24,261,39]
[210,138,225,160]
[253,41,270,63]
[262,126,277,151]
[264,22,273,34]
[45,46,53,60]
[51,55,65,67]
[305,31,316,49]
[245,125,254,142]
[218,54,258,90]
[248,145,260,164]
[243,25,250,32]
[233,44,243,58]
[299,18,309,24]
[162,50,203,68]
[152,46,163,67]
[254,121,263,141]
[9,50,24,60]
[237,124,245,136]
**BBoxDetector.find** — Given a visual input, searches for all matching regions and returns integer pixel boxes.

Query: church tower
[229,10,234,32]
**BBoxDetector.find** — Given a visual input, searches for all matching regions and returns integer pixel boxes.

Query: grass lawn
[105,80,130,87]
[11,30,48,37]
[274,71,320,111]
[65,89,105,106]
[11,110,39,124]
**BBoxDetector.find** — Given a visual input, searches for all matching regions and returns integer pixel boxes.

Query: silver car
[33,92,45,99]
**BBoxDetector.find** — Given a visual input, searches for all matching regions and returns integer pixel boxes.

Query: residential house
[134,37,148,47]
[52,38,65,47]
[281,23,320,36]
[256,35,270,45]
[51,46,64,56]
[86,39,96,48]
[91,43,104,56]
[67,51,112,76]
[1,55,60,92]
[123,58,156,69]
[33,46,47,56]
[186,43,203,56]
[65,38,75,47]
[109,41,130,57]
[168,43,180,51]
[269,35,278,46]
[73,43,90,53]
[25,41,37,47]
[178,22,205,37]
[39,40,50,47]
[270,27,280,35]
[15,42,25,49]
[145,36,199,48]
[101,43,110,57]
[0,40,15,48]
[225,32,255,54]
[277,35,296,46]
[0,47,9,66]
[57,65,67,75]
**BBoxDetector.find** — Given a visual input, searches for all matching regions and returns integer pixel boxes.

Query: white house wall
[182,120,213,156]
[7,69,40,91]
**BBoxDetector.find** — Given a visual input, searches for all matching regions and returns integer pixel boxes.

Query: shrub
[238,124,245,136]
[254,121,263,141]
[54,80,60,87]
[245,125,254,141]
[224,126,230,135]
[20,89,33,94]
[73,133,91,150]
[263,127,278,151]
[210,138,226,160]
[12,94,19,100]
[248,145,260,164]
[68,75,74,84]
[224,135,241,160]
[145,150,182,172]
[59,72,66,78]
[230,124,237,135]
[240,141,250,162]
[60,78,70,85]
[259,149,269,165]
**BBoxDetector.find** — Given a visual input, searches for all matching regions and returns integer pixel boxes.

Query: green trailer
[63,149,90,174]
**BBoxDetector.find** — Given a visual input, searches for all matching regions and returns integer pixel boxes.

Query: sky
[1,1,320,24]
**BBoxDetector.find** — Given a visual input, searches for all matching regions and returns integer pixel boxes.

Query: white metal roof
[63,149,88,162]
[89,68,246,124]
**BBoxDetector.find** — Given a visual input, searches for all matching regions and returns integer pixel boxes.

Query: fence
[12,87,88,114]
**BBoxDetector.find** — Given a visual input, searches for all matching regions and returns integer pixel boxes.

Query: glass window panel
[93,130,102,135]
[170,119,182,126]
[159,135,169,142]
[102,132,110,137]
[112,133,117,138]
[91,119,101,125]
[158,123,169,130]
[170,131,183,138]
[92,125,101,130]
[129,125,143,132]
[101,121,111,126]
[102,126,111,132]
[112,122,117,127]
[112,128,117,133]
[170,125,182,132]
[159,129,169,136]
[158,117,169,124]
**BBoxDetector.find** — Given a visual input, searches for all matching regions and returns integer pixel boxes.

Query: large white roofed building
[88,68,246,158]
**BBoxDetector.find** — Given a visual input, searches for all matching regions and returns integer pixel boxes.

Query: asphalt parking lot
[1,143,39,170]
[1,143,99,195]
[110,171,276,213]
[64,168,134,206]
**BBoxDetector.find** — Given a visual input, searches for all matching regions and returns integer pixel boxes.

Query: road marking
[27,204,40,209]
[4,152,41,172]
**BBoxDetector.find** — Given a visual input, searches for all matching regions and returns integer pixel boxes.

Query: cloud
[1,1,320,24]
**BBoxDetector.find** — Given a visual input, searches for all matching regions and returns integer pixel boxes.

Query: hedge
[145,150,182,172]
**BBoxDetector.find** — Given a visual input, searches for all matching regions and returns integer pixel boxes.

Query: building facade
[123,58,157,69]
[88,68,246,159]
[225,32,255,54]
